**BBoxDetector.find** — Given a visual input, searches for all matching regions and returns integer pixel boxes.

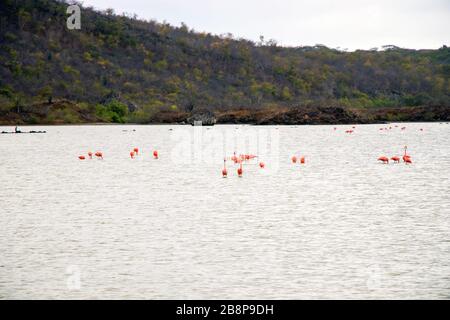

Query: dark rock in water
[187,110,216,126]
[1,130,46,134]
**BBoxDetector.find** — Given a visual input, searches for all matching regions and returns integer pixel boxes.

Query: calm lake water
[0,123,449,299]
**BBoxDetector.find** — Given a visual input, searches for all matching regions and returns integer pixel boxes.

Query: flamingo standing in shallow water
[378,156,389,164]
[237,162,243,177]
[391,156,400,163]
[403,146,411,162]
[403,146,412,164]
[222,159,228,178]
[231,152,238,164]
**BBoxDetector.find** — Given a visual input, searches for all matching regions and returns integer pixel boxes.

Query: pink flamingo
[402,146,411,162]
[403,146,412,164]
[222,159,228,178]
[378,156,389,164]
[237,162,243,177]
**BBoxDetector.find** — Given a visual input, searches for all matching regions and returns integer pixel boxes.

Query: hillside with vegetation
[0,0,449,125]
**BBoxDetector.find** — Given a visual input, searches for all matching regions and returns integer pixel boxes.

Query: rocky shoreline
[0,101,449,125]
[216,105,450,125]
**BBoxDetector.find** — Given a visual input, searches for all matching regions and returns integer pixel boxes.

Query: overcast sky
[82,0,449,50]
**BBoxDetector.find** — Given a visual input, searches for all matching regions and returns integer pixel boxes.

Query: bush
[95,99,128,123]
[0,96,13,113]
[0,86,14,99]
[402,93,432,107]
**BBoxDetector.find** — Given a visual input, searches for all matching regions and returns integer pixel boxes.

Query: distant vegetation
[0,0,449,124]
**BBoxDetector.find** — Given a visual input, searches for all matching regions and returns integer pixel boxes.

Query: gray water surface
[0,123,449,299]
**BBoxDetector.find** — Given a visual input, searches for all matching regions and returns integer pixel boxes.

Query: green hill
[0,0,449,124]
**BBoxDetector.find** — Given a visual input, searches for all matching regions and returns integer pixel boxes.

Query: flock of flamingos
[76,125,417,178]
[339,125,414,166]
[78,148,158,161]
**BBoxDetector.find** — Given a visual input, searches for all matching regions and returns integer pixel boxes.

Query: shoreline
[1,104,449,126]
[1,120,448,127]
